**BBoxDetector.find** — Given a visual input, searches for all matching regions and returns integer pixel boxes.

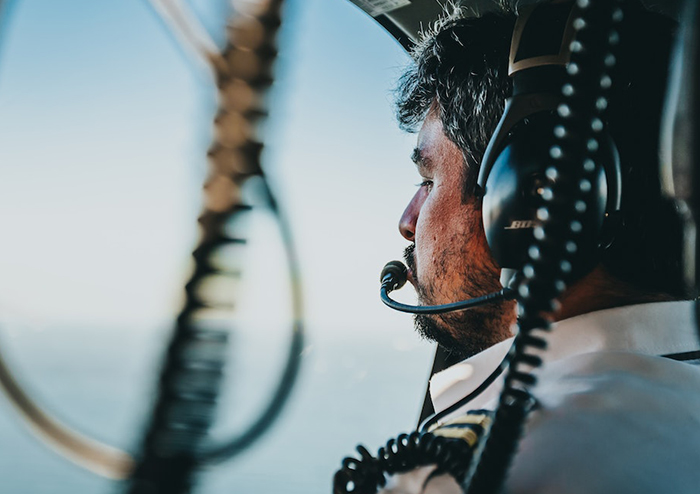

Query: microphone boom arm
[380,273,516,315]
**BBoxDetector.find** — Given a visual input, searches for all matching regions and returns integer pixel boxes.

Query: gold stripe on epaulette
[432,427,480,447]
[428,412,494,447]
[441,413,493,428]
[428,412,493,432]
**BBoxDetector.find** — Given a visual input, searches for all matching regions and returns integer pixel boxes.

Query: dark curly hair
[395,2,688,298]
[396,11,515,197]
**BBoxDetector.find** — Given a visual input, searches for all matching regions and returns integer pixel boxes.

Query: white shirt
[381,300,700,494]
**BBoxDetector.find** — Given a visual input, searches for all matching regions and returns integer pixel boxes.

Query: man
[397,3,686,361]
[377,1,700,493]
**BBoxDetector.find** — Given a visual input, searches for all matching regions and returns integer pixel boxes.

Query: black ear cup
[481,110,620,276]
[476,0,622,279]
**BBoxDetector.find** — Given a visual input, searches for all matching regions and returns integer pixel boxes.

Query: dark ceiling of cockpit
[348,0,682,46]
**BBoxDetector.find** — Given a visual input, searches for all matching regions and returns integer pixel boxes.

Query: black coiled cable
[335,4,625,492]
[335,2,624,493]
[463,1,624,493]
[334,428,483,494]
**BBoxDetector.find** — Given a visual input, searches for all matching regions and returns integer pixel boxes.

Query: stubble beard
[404,244,512,360]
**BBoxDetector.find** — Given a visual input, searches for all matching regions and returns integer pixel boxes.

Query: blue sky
[0,0,422,335]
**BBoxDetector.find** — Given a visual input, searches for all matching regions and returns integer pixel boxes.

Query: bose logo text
[504,220,537,230]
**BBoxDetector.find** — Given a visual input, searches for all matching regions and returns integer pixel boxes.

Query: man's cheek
[412,247,432,292]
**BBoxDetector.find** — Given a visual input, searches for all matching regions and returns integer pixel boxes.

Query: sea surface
[0,321,434,493]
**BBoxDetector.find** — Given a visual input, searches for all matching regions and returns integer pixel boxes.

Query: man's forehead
[417,105,444,141]
[412,109,446,170]
[411,147,433,174]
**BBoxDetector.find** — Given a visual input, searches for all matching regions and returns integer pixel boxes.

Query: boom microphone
[380,260,408,290]
[380,261,517,315]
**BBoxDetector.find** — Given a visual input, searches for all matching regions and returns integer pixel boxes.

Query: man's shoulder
[508,351,700,494]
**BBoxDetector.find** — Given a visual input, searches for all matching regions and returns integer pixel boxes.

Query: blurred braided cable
[126,0,304,492]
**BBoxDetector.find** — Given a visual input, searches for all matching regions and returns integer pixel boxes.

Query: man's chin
[413,306,511,360]
[413,317,461,356]
[414,314,478,359]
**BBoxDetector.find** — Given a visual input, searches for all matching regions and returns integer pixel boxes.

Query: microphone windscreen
[381,261,408,290]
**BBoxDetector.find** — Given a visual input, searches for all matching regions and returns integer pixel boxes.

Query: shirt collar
[430,300,700,414]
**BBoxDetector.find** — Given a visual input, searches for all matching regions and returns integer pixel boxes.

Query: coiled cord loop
[464,1,624,493]
[335,412,493,494]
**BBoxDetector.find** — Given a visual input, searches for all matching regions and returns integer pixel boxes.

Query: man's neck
[554,265,677,322]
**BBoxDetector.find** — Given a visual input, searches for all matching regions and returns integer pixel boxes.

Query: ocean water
[0,321,434,493]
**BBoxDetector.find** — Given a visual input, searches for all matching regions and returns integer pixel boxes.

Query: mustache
[403,243,429,301]
[403,244,416,276]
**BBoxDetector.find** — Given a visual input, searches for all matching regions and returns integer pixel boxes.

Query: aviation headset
[478,0,622,280]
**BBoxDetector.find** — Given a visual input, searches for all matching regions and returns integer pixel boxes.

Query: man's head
[397,13,517,358]
[395,2,684,358]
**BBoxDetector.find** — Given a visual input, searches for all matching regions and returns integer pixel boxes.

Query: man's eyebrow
[411,148,432,172]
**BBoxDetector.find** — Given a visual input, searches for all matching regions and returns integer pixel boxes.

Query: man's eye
[416,180,433,188]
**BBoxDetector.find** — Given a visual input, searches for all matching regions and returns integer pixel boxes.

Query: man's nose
[399,192,421,241]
